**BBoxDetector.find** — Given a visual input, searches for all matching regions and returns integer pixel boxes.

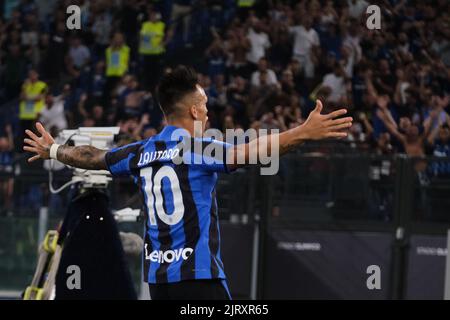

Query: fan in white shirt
[321,64,348,104]
[289,17,320,78]
[246,19,271,65]
[251,57,278,87]
[39,94,68,132]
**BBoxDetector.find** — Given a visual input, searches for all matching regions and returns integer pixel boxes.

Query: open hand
[23,122,55,162]
[300,100,353,140]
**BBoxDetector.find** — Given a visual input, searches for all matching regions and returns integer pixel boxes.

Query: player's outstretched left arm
[228,100,353,170]
[23,122,108,170]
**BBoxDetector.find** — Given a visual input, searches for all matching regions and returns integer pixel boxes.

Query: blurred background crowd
[0,0,450,213]
[1,1,450,299]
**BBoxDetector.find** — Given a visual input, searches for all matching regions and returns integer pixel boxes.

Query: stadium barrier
[0,154,449,299]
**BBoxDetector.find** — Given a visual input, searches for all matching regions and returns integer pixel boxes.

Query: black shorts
[148,279,232,300]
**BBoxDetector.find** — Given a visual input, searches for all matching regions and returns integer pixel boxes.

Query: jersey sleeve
[105,140,144,177]
[185,138,236,174]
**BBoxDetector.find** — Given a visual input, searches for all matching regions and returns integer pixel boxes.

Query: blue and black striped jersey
[105,125,234,284]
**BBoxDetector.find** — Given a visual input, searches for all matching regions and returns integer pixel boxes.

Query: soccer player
[23,66,352,300]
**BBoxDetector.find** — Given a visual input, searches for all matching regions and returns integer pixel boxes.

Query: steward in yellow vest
[139,13,166,56]
[106,33,130,78]
[139,9,173,91]
[238,0,255,7]
[104,32,131,104]
[19,70,48,121]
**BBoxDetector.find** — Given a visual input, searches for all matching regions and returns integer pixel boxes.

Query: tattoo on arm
[57,145,108,170]
[280,142,297,155]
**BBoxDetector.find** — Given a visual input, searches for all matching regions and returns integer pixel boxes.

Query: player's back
[105,125,232,283]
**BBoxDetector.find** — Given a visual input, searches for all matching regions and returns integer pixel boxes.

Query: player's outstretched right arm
[23,122,108,170]
[228,100,353,170]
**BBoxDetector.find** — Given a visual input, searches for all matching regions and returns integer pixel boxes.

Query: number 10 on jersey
[141,166,185,226]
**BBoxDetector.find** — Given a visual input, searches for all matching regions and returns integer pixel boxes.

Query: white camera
[51,127,120,190]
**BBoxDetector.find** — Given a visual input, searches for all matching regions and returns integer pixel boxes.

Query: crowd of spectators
[1,0,450,214]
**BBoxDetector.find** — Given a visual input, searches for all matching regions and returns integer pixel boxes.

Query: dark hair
[157,65,198,116]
